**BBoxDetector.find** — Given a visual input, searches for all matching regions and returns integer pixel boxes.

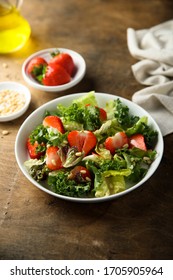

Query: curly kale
[56,103,102,131]
[29,124,48,144]
[114,99,139,129]
[142,124,158,149]
[48,170,91,197]
[28,123,68,149]
[113,99,158,149]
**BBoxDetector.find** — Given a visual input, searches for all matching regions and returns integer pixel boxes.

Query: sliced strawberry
[99,107,107,121]
[129,134,147,151]
[26,138,45,159]
[42,64,71,86]
[43,115,65,133]
[68,166,91,183]
[67,130,97,155]
[46,146,63,170]
[105,131,128,154]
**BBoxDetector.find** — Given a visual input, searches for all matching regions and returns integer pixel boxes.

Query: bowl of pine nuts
[0,81,31,122]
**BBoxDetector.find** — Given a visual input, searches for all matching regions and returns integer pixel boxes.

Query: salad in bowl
[15,91,163,202]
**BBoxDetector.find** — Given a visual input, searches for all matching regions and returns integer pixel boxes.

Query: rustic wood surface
[0,0,173,260]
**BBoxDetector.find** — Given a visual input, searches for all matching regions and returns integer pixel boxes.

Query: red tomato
[49,52,75,76]
[67,130,97,156]
[26,138,45,159]
[129,134,147,151]
[27,57,47,78]
[46,146,63,170]
[42,64,71,86]
[43,115,65,133]
[105,132,128,154]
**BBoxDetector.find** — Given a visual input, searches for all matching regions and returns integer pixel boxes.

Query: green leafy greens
[56,92,102,131]
[48,170,91,198]
[24,91,158,198]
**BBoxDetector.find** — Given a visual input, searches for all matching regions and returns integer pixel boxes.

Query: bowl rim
[0,81,31,122]
[15,92,164,203]
[22,47,86,92]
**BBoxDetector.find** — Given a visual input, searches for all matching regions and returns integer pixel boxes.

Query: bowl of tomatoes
[15,91,164,203]
[22,48,86,92]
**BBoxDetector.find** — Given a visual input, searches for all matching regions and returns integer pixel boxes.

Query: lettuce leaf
[95,144,112,159]
[105,98,139,128]
[125,116,158,148]
[117,147,157,183]
[94,119,121,142]
[56,91,102,131]
[59,146,84,168]
[61,119,83,131]
[94,169,131,197]
[24,158,48,181]
[104,100,115,120]
[125,116,148,136]
[72,91,97,107]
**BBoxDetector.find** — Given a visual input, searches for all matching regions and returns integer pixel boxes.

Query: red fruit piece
[49,52,75,76]
[99,107,107,121]
[67,130,97,156]
[105,131,128,154]
[42,64,71,86]
[129,134,147,151]
[27,57,47,77]
[46,146,63,170]
[69,166,91,183]
[26,138,45,159]
[43,115,65,133]
[85,104,107,121]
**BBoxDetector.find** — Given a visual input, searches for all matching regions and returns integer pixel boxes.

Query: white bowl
[22,48,86,92]
[15,92,164,203]
[0,81,31,122]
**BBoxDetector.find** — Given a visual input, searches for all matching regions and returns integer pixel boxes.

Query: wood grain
[0,0,173,260]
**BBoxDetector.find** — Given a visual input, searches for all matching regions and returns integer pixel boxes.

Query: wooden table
[0,0,173,260]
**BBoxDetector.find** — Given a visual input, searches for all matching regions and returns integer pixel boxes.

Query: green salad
[24,91,158,198]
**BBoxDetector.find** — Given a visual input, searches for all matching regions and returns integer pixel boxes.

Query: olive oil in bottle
[0,4,31,53]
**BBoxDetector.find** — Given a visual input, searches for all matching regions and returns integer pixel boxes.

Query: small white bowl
[0,81,31,122]
[15,92,164,203]
[22,48,86,92]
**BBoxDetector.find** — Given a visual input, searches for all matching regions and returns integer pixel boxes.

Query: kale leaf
[57,103,102,131]
[114,99,139,129]
[29,124,48,144]
[48,170,91,197]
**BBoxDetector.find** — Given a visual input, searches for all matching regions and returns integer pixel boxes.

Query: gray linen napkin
[127,20,173,136]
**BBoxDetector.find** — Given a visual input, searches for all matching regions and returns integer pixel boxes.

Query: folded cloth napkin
[127,20,173,136]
